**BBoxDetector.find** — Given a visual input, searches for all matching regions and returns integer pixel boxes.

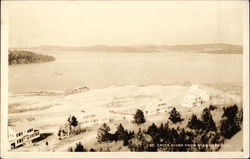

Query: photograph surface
[1,0,249,158]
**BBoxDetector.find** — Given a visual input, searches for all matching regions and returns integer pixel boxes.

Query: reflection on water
[9,51,242,93]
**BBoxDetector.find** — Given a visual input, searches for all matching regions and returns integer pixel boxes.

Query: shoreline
[8,82,243,97]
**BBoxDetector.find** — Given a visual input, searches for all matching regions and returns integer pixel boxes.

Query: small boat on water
[51,71,64,76]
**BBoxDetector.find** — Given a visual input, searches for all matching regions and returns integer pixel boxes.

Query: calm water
[9,51,243,93]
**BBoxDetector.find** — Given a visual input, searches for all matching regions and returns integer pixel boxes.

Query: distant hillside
[9,50,55,65]
[14,43,243,54]
[158,43,243,54]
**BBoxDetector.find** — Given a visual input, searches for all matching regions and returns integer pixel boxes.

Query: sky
[3,1,246,48]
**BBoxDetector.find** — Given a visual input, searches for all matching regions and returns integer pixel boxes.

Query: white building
[182,94,203,107]
[144,101,172,115]
[182,85,210,107]
[8,126,40,150]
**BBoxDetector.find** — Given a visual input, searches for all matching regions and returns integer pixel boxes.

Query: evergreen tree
[115,123,129,146]
[133,109,146,125]
[68,115,78,127]
[187,114,203,130]
[128,128,153,151]
[222,105,238,122]
[168,107,183,123]
[220,105,241,139]
[220,117,240,139]
[147,123,158,136]
[201,108,216,131]
[58,128,62,140]
[97,123,112,143]
[66,115,79,136]
[115,123,126,140]
[146,123,158,143]
[161,121,171,144]
[74,142,86,152]
[158,123,165,143]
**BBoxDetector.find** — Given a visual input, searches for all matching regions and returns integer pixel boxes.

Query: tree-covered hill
[8,50,55,65]
[21,43,243,54]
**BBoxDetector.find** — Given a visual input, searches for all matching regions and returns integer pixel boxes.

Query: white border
[1,1,249,158]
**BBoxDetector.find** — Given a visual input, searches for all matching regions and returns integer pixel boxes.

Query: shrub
[133,109,146,125]
[89,148,96,152]
[94,140,128,152]
[168,107,183,123]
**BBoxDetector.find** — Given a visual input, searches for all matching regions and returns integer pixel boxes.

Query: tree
[115,123,126,140]
[58,128,62,140]
[65,115,79,137]
[158,123,165,143]
[201,108,216,131]
[68,146,73,152]
[74,142,86,152]
[68,115,78,127]
[187,114,203,130]
[220,105,241,139]
[97,123,112,143]
[146,123,158,143]
[128,128,153,151]
[8,50,55,65]
[222,105,238,122]
[168,107,183,123]
[220,105,243,138]
[133,109,146,125]
[114,123,129,146]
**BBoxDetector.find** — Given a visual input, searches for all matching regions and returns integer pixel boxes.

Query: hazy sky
[4,1,246,47]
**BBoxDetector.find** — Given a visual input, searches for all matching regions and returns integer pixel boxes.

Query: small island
[8,50,55,65]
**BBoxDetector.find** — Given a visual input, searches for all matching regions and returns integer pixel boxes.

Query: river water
[8,51,242,93]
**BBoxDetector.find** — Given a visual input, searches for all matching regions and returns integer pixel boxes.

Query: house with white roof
[8,126,40,150]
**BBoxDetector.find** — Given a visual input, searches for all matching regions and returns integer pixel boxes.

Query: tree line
[8,50,55,65]
[66,104,243,152]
